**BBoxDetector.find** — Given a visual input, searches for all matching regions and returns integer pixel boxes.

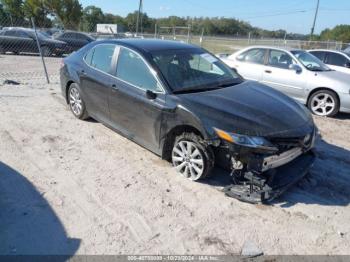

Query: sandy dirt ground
[0,55,350,255]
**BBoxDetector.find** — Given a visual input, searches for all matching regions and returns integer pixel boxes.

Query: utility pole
[310,0,320,40]
[136,0,143,36]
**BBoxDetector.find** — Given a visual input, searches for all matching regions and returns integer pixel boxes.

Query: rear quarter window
[84,48,95,66]
[85,44,116,74]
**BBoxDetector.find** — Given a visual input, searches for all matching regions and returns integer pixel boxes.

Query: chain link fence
[1,17,349,86]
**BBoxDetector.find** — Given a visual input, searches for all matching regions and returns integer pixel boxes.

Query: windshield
[151,48,243,93]
[291,50,331,71]
[24,31,50,40]
[342,51,350,58]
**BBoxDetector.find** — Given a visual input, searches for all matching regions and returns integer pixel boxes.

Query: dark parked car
[60,39,316,203]
[0,28,67,56]
[54,31,95,53]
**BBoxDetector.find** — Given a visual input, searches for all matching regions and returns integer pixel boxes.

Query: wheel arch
[307,87,340,105]
[161,124,205,161]
[65,80,75,104]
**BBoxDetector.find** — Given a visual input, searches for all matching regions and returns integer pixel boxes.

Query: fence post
[154,23,157,39]
[199,28,204,47]
[187,24,191,43]
[31,17,50,84]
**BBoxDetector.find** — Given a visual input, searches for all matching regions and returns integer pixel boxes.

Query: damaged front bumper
[223,150,315,204]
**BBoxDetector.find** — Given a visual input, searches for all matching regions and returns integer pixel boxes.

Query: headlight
[214,128,278,151]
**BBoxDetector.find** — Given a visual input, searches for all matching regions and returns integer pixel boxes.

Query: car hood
[179,81,314,138]
[309,70,350,87]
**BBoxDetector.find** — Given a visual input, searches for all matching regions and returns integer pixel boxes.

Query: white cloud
[159,6,170,11]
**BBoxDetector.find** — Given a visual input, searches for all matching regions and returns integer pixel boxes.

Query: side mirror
[146,90,157,100]
[345,62,350,68]
[289,64,302,73]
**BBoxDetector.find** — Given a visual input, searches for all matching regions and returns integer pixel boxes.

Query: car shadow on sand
[0,161,80,257]
[334,113,350,121]
[202,137,350,208]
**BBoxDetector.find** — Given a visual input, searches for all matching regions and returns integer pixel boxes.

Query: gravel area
[0,55,350,255]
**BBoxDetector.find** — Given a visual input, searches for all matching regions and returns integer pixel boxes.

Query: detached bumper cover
[224,150,315,204]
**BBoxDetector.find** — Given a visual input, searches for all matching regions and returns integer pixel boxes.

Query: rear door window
[16,30,31,38]
[4,30,17,37]
[236,48,266,64]
[76,33,87,40]
[326,53,348,67]
[87,44,116,74]
[63,33,74,39]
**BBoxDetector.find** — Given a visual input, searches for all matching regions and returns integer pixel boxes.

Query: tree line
[1,0,349,42]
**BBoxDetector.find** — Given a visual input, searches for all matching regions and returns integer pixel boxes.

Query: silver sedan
[220,46,350,117]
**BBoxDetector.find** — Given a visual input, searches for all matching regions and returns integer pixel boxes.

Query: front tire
[68,83,89,120]
[308,90,339,117]
[171,132,214,181]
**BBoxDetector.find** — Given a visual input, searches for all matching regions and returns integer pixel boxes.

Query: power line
[243,9,313,20]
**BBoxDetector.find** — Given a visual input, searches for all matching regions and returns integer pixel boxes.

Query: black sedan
[0,28,67,56]
[54,31,95,53]
[60,39,316,203]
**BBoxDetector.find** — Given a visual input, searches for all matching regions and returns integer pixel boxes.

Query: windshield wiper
[173,81,241,94]
[308,68,326,72]
[173,87,219,94]
[217,81,241,88]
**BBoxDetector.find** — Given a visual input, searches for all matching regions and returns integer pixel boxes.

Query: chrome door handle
[265,70,272,74]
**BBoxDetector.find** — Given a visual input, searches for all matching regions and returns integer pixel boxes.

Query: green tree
[0,3,10,25]
[320,25,350,43]
[103,13,125,25]
[80,5,104,32]
[1,0,24,24]
[125,11,138,32]
[44,0,82,30]
[23,0,51,27]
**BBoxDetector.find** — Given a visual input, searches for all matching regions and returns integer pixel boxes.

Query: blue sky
[80,0,350,34]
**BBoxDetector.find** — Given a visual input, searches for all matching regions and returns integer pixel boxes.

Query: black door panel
[108,80,166,153]
[80,66,111,123]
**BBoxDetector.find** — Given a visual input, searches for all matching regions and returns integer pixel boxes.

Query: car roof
[241,45,301,52]
[3,27,31,31]
[96,39,199,53]
[309,49,350,57]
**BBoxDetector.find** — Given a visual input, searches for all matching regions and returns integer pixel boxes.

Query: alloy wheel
[172,141,204,180]
[310,93,335,116]
[69,87,83,116]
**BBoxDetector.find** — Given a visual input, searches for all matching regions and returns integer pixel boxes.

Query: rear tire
[171,132,214,181]
[307,90,339,117]
[68,83,89,120]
